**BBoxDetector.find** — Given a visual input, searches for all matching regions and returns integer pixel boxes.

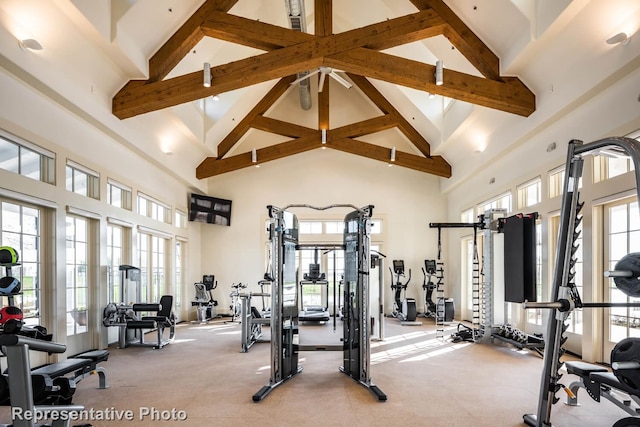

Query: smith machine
[253,204,386,402]
[522,137,640,427]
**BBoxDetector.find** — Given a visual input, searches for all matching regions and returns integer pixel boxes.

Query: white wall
[202,148,447,315]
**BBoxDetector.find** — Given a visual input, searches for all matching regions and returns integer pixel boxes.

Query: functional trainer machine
[253,204,386,402]
[522,137,640,427]
[389,260,421,325]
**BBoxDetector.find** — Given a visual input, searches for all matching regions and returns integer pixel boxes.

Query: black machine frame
[522,137,640,426]
[253,204,386,402]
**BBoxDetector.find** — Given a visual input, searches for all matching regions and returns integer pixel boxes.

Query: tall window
[0,201,41,324]
[175,241,183,309]
[566,221,583,334]
[107,225,123,303]
[606,200,640,343]
[517,177,542,209]
[107,179,132,210]
[66,161,99,199]
[138,232,167,302]
[66,215,88,335]
[0,131,55,184]
[152,236,166,302]
[138,233,149,302]
[528,221,544,325]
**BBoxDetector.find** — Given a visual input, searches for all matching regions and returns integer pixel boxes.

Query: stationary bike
[389,260,418,322]
[422,260,437,319]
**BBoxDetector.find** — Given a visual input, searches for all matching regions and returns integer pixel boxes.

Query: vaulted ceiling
[112,0,535,178]
[1,0,637,193]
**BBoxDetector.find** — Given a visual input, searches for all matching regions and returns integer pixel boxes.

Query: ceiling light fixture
[321,129,327,144]
[19,38,43,51]
[435,60,444,86]
[390,147,396,162]
[252,148,260,167]
[203,62,211,88]
[212,95,219,101]
[606,32,630,46]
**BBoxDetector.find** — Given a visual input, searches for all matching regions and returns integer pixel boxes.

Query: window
[138,232,168,302]
[107,225,124,303]
[0,201,41,324]
[549,166,582,198]
[66,160,99,199]
[461,208,475,223]
[66,216,88,335]
[0,131,55,184]
[175,210,187,228]
[299,221,322,234]
[325,221,343,234]
[527,221,544,326]
[477,192,512,217]
[566,221,583,334]
[175,241,184,310]
[370,219,382,234]
[593,131,638,183]
[137,193,171,224]
[107,179,132,210]
[517,177,542,209]
[606,200,640,343]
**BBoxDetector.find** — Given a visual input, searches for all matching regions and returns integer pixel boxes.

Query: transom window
[66,160,99,199]
[137,193,171,224]
[107,179,132,210]
[0,130,55,184]
[517,177,542,209]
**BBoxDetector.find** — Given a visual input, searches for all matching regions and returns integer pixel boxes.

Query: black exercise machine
[422,259,437,319]
[389,260,420,324]
[103,294,176,349]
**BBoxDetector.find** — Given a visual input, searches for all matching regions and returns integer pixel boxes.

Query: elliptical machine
[389,260,419,323]
[422,260,437,319]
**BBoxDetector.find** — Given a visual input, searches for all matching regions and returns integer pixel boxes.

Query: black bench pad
[74,349,109,362]
[566,361,608,377]
[32,359,89,377]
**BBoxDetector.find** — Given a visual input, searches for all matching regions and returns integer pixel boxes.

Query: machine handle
[604,270,634,278]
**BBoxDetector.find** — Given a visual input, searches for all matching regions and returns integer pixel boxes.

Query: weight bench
[31,349,109,390]
[565,360,640,416]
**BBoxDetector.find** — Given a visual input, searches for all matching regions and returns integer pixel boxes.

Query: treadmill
[299,263,330,322]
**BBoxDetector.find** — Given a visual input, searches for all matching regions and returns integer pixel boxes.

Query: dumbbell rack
[0,334,84,427]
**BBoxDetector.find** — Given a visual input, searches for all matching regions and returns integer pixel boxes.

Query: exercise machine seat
[565,361,608,377]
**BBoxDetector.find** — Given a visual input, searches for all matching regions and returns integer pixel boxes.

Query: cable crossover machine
[522,137,640,427]
[253,204,386,402]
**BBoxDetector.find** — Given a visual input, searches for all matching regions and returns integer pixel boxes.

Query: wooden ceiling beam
[331,50,535,117]
[147,0,239,83]
[410,0,500,80]
[197,135,319,178]
[201,11,314,51]
[251,116,317,138]
[217,76,295,158]
[347,73,432,157]
[329,138,451,178]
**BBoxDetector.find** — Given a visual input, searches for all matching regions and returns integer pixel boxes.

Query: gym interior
[0,1,639,426]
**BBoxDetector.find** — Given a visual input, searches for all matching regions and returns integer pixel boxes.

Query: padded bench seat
[565,360,640,416]
[31,349,109,389]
